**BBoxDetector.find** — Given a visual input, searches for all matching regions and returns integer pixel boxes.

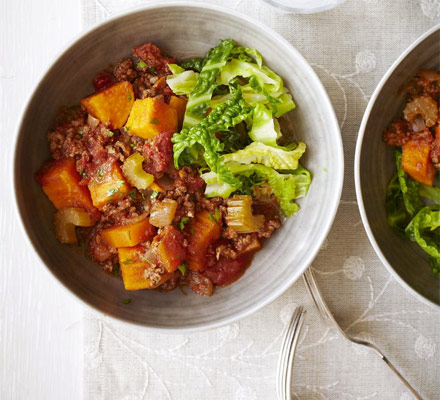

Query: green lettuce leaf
[405,205,440,276]
[385,173,409,235]
[248,103,281,146]
[180,57,204,72]
[219,59,283,92]
[166,64,199,96]
[223,141,306,170]
[172,86,251,187]
[395,151,424,216]
[419,184,440,204]
[183,39,237,129]
[230,46,263,67]
[202,164,311,216]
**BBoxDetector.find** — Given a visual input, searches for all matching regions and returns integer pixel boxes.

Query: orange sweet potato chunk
[153,226,186,273]
[80,81,134,129]
[102,216,156,248]
[88,160,131,209]
[169,96,187,129]
[118,246,172,290]
[35,158,95,212]
[402,139,435,186]
[125,97,177,139]
[187,210,222,272]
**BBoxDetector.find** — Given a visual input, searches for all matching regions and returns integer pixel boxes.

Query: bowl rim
[13,1,344,332]
[262,0,346,15]
[354,23,440,311]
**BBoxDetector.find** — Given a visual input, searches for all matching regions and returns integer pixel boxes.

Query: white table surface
[1,1,82,399]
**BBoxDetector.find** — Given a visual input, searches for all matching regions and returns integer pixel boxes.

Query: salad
[35,39,311,296]
[384,69,440,277]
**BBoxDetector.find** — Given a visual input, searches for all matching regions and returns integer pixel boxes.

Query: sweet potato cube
[88,160,131,209]
[118,246,172,290]
[153,226,186,272]
[80,81,134,129]
[187,210,222,272]
[125,98,177,139]
[102,215,156,248]
[402,139,435,186]
[35,158,95,212]
[169,96,187,129]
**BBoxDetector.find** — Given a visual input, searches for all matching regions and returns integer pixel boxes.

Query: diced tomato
[93,71,115,92]
[142,130,174,174]
[204,255,250,286]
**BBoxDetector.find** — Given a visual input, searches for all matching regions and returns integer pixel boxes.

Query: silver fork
[277,305,306,400]
[303,267,424,400]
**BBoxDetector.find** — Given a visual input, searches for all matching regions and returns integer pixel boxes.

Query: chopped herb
[113,263,120,278]
[150,118,160,125]
[148,66,156,74]
[125,126,130,132]
[141,192,146,201]
[106,188,118,197]
[81,170,88,179]
[128,230,132,240]
[122,259,134,264]
[128,189,137,202]
[214,209,221,221]
[108,131,114,137]
[116,180,125,186]
[177,263,187,276]
[179,217,189,230]
[130,143,135,148]
[122,298,132,304]
[137,61,147,69]
[209,213,220,226]
[150,191,159,199]
[189,228,195,235]
[77,129,83,136]
[127,89,132,101]
[96,168,104,179]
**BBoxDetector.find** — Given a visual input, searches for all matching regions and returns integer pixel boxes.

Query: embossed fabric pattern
[81,1,440,399]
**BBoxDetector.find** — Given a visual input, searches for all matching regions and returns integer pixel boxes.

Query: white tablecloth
[79,1,440,399]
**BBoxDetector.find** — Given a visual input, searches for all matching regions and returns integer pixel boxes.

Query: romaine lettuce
[166,64,199,96]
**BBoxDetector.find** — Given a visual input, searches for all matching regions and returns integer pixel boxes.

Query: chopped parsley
[127,89,132,101]
[122,298,132,304]
[81,170,88,179]
[122,259,134,264]
[125,126,130,132]
[209,211,220,226]
[179,217,189,230]
[106,188,118,197]
[148,66,156,74]
[150,191,159,199]
[113,263,120,278]
[128,189,137,202]
[177,263,187,276]
[137,61,147,69]
[141,192,146,201]
[77,129,83,136]
[116,180,125,186]
[150,118,160,125]
[96,168,104,180]
[108,131,114,137]
[214,209,221,221]
[189,228,195,235]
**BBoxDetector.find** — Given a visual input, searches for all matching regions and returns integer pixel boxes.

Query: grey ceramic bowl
[14,3,343,331]
[355,25,440,310]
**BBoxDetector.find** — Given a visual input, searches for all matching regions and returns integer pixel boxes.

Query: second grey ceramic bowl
[355,25,440,310]
[14,3,343,331]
